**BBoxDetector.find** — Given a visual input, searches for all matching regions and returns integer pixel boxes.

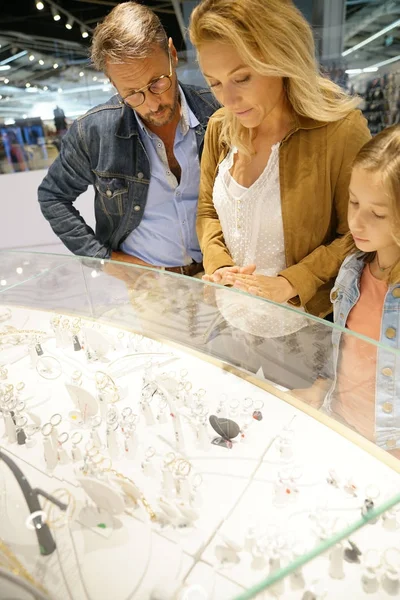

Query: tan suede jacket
[197,108,371,317]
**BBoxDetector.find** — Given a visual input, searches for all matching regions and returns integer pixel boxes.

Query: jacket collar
[293,113,328,131]
[116,82,208,140]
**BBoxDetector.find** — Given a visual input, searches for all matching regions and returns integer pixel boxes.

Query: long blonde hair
[189,0,360,156]
[354,125,400,249]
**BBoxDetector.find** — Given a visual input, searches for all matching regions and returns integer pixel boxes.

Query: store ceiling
[0,0,187,122]
[343,0,400,70]
[1,0,400,122]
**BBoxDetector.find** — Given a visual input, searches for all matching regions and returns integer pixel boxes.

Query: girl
[323,125,400,455]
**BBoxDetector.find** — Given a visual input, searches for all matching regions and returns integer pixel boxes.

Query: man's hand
[224,273,296,303]
[202,264,256,284]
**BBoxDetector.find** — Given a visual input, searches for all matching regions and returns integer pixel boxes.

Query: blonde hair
[91,2,168,72]
[189,0,360,156]
[354,125,400,250]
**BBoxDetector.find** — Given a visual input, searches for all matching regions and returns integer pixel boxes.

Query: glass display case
[0,250,399,600]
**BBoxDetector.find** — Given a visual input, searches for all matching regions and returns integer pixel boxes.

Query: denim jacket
[38,84,219,258]
[323,252,400,451]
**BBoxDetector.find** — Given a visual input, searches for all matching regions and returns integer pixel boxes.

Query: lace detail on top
[213,145,307,338]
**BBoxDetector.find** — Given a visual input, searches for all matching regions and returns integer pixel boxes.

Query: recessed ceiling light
[66,17,73,30]
[53,63,59,69]
[25,82,31,88]
[43,85,48,91]
[58,87,63,93]
[36,1,44,9]
[4,78,9,84]
[81,26,89,39]
[29,54,35,61]
[51,6,61,21]
[39,59,44,65]
[92,76,97,81]
[79,71,84,77]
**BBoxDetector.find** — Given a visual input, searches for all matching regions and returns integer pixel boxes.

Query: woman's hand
[224,273,297,303]
[202,264,256,284]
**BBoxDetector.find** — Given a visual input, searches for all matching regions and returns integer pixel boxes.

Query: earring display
[0,298,399,600]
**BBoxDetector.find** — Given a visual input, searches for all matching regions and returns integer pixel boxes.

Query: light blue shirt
[121,87,202,267]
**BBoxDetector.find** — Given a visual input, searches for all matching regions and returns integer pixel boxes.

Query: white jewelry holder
[360,567,379,594]
[77,476,125,516]
[162,467,176,498]
[382,569,400,596]
[43,436,58,470]
[82,327,111,359]
[123,429,138,460]
[141,400,156,426]
[197,420,210,452]
[106,425,120,460]
[329,543,345,579]
[65,384,99,424]
[4,412,17,443]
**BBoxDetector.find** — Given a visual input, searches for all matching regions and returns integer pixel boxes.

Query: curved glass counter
[0,250,399,600]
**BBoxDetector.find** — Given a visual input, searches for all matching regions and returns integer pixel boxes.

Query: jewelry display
[0,301,399,600]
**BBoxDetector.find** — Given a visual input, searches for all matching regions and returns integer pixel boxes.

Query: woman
[189,0,371,321]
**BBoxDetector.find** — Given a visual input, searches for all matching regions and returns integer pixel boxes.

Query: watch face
[209,415,240,440]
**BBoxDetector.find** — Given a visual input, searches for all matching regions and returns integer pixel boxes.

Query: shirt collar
[134,85,199,140]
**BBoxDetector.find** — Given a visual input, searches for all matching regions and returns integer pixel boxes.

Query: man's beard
[141,82,180,127]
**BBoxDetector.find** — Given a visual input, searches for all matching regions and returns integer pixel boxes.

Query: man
[38,2,219,276]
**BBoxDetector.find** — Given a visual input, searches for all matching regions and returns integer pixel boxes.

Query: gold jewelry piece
[43,488,76,529]
[0,537,49,595]
[110,470,157,522]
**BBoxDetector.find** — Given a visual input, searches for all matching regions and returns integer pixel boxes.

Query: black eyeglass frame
[118,52,173,109]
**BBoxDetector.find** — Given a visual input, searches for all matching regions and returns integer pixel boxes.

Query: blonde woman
[189,0,371,324]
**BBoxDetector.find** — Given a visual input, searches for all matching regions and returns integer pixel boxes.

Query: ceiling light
[0,65,11,71]
[368,54,400,70]
[58,87,63,93]
[26,82,31,88]
[36,1,44,9]
[39,59,44,65]
[79,71,84,77]
[23,114,27,119]
[4,78,9,84]
[53,63,58,69]
[345,69,362,75]
[66,17,73,30]
[81,26,89,39]
[29,54,35,61]
[363,66,379,73]
[43,85,48,91]
[92,76,97,81]
[51,6,61,21]
[0,95,2,100]
[343,18,400,57]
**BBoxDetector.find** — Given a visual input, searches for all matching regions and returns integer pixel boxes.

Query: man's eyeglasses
[119,52,173,109]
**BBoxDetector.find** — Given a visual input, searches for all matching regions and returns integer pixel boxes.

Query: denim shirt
[38,84,219,259]
[323,252,400,450]
[121,86,202,266]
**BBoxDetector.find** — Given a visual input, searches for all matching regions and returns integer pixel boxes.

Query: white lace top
[213,145,307,338]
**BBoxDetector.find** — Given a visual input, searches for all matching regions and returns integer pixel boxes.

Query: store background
[0,0,398,255]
